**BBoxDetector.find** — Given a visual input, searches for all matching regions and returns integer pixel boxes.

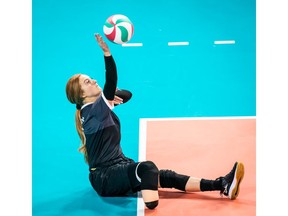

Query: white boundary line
[214,40,236,44]
[137,116,256,215]
[168,41,189,46]
[122,43,143,47]
[136,191,144,216]
[137,118,147,216]
[120,41,239,47]
[138,118,147,161]
[140,116,256,122]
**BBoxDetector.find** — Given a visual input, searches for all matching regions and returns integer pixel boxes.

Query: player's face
[79,74,102,99]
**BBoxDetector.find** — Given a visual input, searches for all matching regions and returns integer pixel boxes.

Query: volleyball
[103,14,134,44]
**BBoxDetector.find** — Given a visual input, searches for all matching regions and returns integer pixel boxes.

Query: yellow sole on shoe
[229,162,245,200]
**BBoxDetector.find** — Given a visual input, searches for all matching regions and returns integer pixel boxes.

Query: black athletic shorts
[89,156,141,196]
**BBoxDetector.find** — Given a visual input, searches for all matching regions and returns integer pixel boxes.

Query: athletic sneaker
[220,162,245,200]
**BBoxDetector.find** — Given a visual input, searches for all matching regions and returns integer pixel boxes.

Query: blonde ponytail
[75,109,88,163]
[66,74,89,163]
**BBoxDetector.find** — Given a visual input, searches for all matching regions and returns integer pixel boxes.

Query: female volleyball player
[65,33,245,210]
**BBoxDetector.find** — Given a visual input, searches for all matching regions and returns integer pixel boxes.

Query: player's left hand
[113,95,123,105]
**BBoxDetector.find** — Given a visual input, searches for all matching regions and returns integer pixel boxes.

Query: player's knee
[145,200,159,210]
[139,161,159,175]
[137,161,159,190]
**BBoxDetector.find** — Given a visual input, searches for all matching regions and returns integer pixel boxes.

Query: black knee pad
[159,169,190,191]
[137,161,159,190]
[145,200,159,210]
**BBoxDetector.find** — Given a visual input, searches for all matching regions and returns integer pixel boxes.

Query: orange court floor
[138,117,256,216]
